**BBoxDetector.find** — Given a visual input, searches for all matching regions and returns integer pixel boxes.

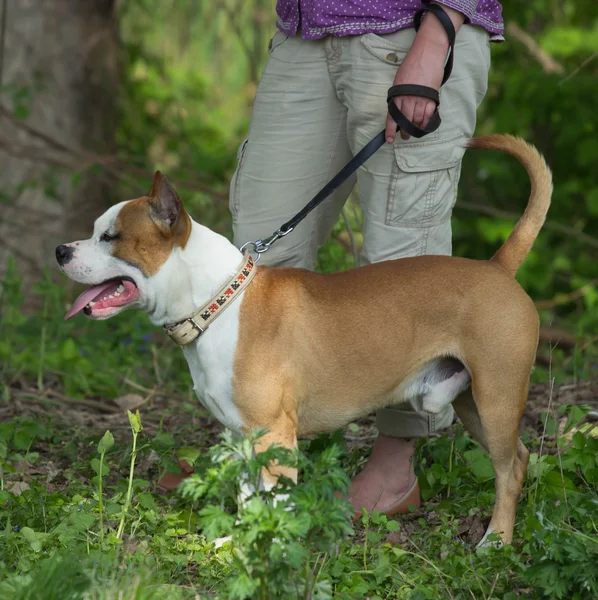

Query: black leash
[241,5,456,259]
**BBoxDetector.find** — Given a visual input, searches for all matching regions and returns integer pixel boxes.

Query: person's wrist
[415,3,465,50]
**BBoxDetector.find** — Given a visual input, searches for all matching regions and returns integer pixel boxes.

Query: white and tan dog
[56,134,552,546]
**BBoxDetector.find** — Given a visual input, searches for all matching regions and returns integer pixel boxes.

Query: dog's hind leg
[453,382,530,547]
[453,390,488,449]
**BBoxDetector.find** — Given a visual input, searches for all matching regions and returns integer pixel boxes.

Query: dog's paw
[212,535,233,549]
[475,529,503,552]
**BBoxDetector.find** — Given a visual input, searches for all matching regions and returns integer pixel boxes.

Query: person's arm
[385,3,470,143]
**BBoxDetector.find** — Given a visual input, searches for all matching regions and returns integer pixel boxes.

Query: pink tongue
[64,281,118,321]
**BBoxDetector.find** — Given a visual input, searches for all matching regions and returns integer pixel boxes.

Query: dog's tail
[467,134,552,277]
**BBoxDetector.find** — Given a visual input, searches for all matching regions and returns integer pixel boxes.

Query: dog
[56,134,552,547]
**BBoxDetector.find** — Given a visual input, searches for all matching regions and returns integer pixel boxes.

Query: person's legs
[334,25,491,512]
[231,31,355,269]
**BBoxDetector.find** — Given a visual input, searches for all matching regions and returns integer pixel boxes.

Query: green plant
[117,411,143,540]
[180,429,354,599]
[94,430,114,545]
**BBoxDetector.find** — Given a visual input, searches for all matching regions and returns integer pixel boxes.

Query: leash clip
[240,226,294,261]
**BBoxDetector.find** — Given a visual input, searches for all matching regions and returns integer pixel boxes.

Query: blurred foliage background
[0,0,596,377]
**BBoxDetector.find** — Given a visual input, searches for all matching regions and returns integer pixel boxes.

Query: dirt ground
[4,378,597,449]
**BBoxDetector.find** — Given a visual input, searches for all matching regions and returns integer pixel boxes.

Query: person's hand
[385,3,465,143]
[384,40,446,143]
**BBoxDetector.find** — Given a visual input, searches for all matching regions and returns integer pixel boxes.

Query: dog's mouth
[64,277,140,321]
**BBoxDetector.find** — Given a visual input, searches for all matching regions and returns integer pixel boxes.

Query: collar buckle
[188,318,205,336]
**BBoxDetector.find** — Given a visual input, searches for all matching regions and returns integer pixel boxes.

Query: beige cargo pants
[231,25,491,438]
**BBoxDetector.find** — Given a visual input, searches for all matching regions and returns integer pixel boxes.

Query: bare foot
[347,435,419,514]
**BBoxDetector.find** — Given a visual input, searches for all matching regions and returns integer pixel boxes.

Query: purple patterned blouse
[276,0,504,40]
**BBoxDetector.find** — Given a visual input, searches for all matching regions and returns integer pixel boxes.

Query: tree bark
[0,0,120,295]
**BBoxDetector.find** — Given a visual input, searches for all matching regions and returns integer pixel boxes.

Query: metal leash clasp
[239,226,294,262]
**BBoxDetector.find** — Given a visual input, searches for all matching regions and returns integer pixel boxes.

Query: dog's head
[57,171,191,321]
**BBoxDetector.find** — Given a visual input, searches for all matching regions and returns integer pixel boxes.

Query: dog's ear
[148,171,181,231]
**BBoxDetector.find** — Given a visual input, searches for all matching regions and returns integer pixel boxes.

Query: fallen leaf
[14,460,32,474]
[157,460,194,491]
[457,514,487,545]
[179,459,194,475]
[45,462,61,482]
[9,482,30,496]
[28,461,60,482]
[385,520,418,546]
[113,393,147,411]
[147,450,161,464]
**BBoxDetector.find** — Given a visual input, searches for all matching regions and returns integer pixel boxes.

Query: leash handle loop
[387,84,440,138]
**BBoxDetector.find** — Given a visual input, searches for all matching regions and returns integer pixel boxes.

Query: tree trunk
[0,0,120,297]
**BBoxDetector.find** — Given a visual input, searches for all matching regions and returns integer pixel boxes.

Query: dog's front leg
[234,411,298,507]
[212,414,298,550]
[253,412,299,498]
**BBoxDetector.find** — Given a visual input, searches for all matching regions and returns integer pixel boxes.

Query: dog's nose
[55,244,74,266]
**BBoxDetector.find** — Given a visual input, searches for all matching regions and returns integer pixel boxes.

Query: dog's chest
[181,309,244,432]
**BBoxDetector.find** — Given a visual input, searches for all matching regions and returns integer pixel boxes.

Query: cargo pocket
[386,134,465,228]
[229,138,248,220]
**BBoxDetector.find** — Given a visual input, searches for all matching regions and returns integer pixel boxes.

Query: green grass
[0,261,597,599]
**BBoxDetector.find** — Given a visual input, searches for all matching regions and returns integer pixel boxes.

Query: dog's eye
[100,231,120,243]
